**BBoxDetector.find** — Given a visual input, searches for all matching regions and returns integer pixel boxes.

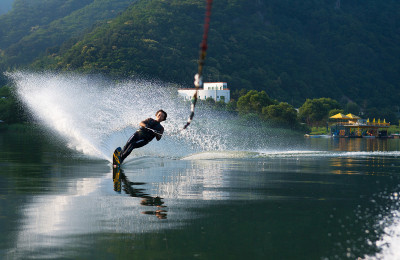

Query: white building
[178,82,230,103]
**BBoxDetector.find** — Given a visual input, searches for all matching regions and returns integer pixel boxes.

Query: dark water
[1,130,400,259]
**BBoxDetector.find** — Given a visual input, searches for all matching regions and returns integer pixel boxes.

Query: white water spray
[8,71,287,161]
[7,72,185,159]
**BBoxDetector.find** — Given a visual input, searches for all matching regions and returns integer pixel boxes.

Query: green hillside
[38,0,205,80]
[0,0,134,66]
[1,0,400,115]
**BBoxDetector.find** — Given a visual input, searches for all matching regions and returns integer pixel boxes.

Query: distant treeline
[198,89,398,131]
[0,0,399,125]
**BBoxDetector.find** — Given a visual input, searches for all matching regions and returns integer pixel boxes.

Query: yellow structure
[329,113,390,138]
[329,113,350,119]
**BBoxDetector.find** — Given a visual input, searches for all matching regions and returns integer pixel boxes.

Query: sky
[0,0,14,15]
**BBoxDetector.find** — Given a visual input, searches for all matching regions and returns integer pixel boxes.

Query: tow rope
[182,0,213,130]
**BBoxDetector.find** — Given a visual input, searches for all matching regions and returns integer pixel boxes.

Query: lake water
[2,72,400,259]
[1,129,400,260]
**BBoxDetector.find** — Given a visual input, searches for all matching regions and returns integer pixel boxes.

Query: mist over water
[8,71,299,161]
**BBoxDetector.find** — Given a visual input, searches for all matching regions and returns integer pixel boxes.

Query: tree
[231,88,248,100]
[328,108,344,117]
[204,97,216,108]
[262,102,298,126]
[237,90,274,114]
[344,101,360,115]
[226,100,237,112]
[298,98,341,126]
[215,100,226,110]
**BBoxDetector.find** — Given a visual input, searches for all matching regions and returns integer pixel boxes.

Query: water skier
[118,110,167,164]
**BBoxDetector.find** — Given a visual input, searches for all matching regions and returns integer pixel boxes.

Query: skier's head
[155,110,167,122]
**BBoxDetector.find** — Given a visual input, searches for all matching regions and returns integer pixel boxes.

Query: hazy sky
[0,0,14,15]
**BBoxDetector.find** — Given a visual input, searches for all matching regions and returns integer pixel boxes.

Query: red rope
[182,0,213,130]
[198,0,212,76]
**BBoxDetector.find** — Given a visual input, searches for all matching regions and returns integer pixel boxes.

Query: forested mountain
[0,0,135,66]
[1,0,400,114]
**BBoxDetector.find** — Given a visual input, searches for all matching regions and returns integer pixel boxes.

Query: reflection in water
[3,134,400,259]
[332,138,389,152]
[328,152,394,176]
[329,157,360,175]
[157,158,232,200]
[7,162,180,259]
[113,167,167,219]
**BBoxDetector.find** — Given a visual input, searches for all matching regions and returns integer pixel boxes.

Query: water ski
[113,147,122,168]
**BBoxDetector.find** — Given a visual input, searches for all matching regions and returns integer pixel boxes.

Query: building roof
[346,113,361,119]
[330,113,350,119]
[178,88,230,90]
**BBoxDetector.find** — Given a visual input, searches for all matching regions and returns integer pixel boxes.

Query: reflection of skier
[112,167,168,219]
[120,110,167,164]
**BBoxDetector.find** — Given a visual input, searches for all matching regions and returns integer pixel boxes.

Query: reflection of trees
[113,167,167,219]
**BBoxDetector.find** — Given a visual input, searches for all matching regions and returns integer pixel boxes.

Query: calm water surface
[1,130,400,259]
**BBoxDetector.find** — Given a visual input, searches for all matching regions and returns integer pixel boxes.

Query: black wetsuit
[120,118,164,163]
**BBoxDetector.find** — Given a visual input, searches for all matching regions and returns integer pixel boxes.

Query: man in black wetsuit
[119,110,167,164]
